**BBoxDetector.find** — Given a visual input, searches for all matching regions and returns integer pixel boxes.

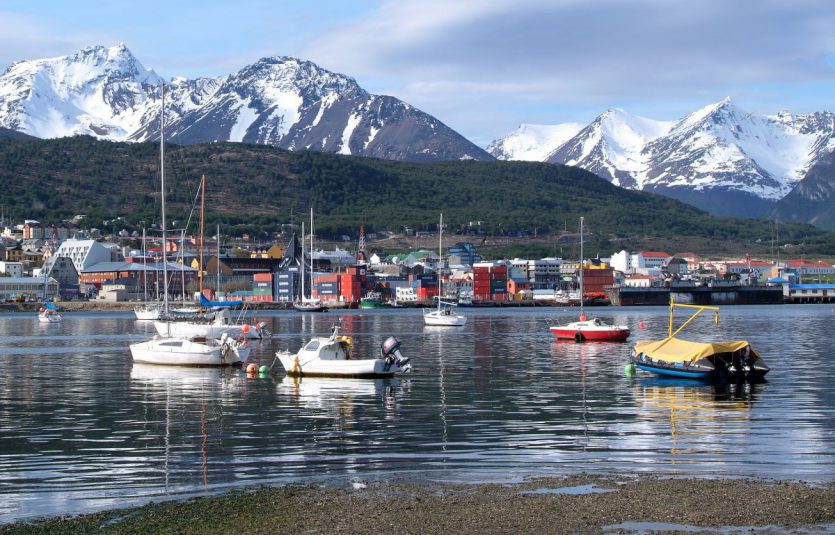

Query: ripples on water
[0,305,833,522]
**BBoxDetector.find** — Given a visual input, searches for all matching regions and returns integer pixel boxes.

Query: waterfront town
[1,217,833,308]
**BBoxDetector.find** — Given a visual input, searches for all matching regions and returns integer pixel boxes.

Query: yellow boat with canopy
[630,297,769,381]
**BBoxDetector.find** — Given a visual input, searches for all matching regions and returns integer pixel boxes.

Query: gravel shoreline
[2,475,833,534]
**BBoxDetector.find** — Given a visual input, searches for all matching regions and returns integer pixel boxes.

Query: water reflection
[633,379,758,459]
[0,305,833,523]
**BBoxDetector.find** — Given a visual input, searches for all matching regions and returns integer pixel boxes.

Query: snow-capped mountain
[543,109,674,190]
[486,123,583,162]
[490,98,835,217]
[0,45,491,162]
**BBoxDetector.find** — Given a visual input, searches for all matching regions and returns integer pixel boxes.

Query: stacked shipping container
[581,268,614,296]
[250,272,273,303]
[473,263,508,302]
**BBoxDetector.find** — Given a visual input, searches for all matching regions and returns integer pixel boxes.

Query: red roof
[640,251,670,258]
[786,259,832,268]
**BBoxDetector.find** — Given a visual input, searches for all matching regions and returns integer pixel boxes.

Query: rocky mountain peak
[0,45,491,162]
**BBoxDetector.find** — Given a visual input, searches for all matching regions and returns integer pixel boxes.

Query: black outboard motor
[381,336,410,371]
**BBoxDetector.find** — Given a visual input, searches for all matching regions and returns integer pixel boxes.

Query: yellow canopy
[634,337,755,364]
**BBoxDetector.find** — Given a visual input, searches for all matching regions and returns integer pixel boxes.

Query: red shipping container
[253,273,273,282]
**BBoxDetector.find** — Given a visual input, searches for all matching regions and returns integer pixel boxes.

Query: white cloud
[301,0,835,143]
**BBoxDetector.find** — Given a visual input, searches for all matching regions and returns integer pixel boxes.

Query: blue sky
[2,0,834,146]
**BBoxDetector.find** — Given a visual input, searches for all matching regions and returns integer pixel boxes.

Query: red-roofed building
[638,251,670,269]
[785,259,835,276]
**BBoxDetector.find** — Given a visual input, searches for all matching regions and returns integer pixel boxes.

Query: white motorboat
[276,325,410,378]
[154,308,268,339]
[423,213,466,327]
[130,333,249,366]
[38,305,62,323]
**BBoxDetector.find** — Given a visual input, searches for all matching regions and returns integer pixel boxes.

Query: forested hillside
[1,136,833,254]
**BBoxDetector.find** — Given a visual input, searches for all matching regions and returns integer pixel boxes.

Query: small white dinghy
[276,325,410,378]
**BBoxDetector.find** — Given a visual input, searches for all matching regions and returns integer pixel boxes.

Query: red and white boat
[549,217,629,342]
[550,313,630,342]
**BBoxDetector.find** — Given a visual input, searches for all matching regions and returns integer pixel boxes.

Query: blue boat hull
[635,363,713,380]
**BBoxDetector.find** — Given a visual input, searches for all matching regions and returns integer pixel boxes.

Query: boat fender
[221,342,231,360]
[574,332,584,343]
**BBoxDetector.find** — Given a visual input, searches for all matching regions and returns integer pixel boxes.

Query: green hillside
[0,135,833,255]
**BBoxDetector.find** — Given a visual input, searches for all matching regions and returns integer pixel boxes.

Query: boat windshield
[304,340,320,351]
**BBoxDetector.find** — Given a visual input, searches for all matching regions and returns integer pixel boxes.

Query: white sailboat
[293,209,326,312]
[153,215,267,340]
[423,213,466,327]
[129,83,249,367]
[38,267,62,323]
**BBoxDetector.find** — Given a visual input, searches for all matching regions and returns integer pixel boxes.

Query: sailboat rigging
[129,83,251,366]
[549,217,629,342]
[293,209,326,312]
[423,213,466,326]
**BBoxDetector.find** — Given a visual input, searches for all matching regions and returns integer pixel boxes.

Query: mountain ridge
[0,45,491,163]
[491,98,835,219]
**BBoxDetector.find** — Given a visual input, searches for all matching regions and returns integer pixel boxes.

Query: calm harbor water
[0,305,833,523]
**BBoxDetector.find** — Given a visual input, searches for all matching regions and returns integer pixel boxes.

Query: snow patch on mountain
[229,97,257,142]
[339,113,361,155]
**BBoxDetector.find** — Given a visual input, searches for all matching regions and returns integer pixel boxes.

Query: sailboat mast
[160,83,169,316]
[199,174,205,297]
[438,213,443,310]
[142,225,147,301]
[180,229,186,304]
[309,208,314,297]
[579,216,584,319]
[300,221,305,300]
[216,224,220,297]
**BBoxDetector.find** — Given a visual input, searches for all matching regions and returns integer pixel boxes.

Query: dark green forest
[0,135,833,256]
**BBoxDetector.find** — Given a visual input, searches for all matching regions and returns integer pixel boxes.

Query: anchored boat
[550,217,628,342]
[276,325,410,378]
[629,297,768,382]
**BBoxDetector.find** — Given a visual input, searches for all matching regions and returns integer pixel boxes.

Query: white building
[54,239,117,274]
[0,261,23,277]
[610,250,670,274]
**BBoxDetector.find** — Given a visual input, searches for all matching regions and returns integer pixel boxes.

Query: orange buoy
[242,324,250,334]
[246,363,258,375]
[639,321,646,329]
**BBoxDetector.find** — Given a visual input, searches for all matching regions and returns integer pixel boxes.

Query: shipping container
[253,273,273,283]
